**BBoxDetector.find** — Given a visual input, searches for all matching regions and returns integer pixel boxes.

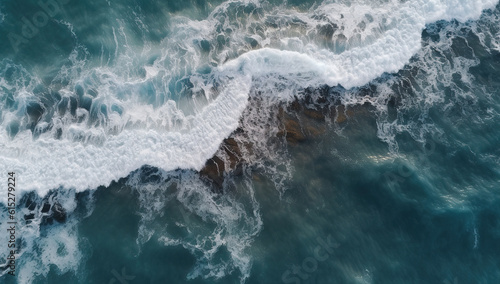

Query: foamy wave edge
[0,0,498,204]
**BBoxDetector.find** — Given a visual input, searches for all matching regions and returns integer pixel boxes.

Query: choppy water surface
[1,0,500,283]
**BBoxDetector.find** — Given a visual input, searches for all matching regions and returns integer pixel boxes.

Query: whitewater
[1,0,500,283]
[0,0,497,203]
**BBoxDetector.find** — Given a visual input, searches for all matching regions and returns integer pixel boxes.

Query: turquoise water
[1,0,500,283]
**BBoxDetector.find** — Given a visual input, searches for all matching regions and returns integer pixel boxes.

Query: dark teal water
[1,0,500,283]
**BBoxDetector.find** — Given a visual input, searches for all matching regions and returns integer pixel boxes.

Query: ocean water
[1,0,500,283]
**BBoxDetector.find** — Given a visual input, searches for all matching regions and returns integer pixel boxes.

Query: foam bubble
[0,0,498,204]
[129,169,262,282]
[0,190,85,283]
[1,1,499,283]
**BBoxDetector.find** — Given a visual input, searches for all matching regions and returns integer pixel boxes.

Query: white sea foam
[1,0,499,283]
[1,0,497,205]
[129,169,262,282]
[0,190,84,282]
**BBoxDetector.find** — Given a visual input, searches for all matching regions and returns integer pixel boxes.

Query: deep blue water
[1,0,500,283]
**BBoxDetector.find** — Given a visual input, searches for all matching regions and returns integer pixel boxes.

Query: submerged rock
[24,213,35,221]
[41,202,51,213]
[277,113,307,145]
[52,202,66,223]
[277,97,334,145]
[199,137,245,191]
[39,201,67,224]
[198,91,373,190]
[200,156,226,189]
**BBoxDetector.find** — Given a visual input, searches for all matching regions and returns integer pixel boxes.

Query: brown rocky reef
[198,88,369,190]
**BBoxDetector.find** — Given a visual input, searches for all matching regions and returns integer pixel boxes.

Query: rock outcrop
[198,93,365,189]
